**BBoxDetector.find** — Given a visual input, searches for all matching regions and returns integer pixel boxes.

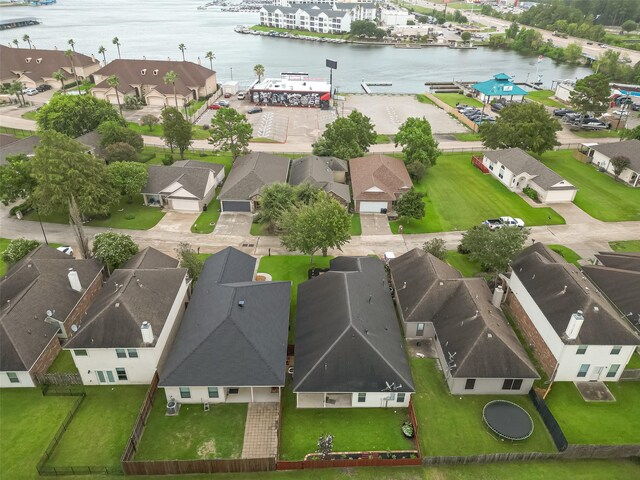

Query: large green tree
[564,43,583,63]
[2,238,40,265]
[208,107,253,160]
[98,120,144,152]
[0,154,36,205]
[621,125,640,140]
[395,189,425,221]
[350,20,385,39]
[107,161,148,202]
[175,242,204,283]
[104,143,139,163]
[37,94,122,138]
[569,73,612,123]
[395,117,440,168]
[93,232,139,274]
[312,110,377,160]
[161,107,193,159]
[479,102,561,154]
[256,182,321,229]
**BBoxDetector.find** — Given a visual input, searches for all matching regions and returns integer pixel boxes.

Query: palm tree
[1,81,25,106]
[107,75,123,117]
[205,51,215,70]
[163,70,179,109]
[68,38,75,52]
[65,49,81,94]
[178,43,186,61]
[254,64,265,82]
[22,34,32,49]
[112,37,121,59]
[12,39,19,48]
[98,45,107,65]
[53,69,66,93]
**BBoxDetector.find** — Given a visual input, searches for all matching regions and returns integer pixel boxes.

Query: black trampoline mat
[483,400,534,440]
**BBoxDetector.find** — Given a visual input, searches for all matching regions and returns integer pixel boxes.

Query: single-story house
[1,246,103,388]
[389,249,538,395]
[584,140,640,187]
[482,148,578,203]
[472,73,528,103]
[289,155,350,206]
[159,247,291,404]
[142,160,225,212]
[0,135,41,166]
[123,246,182,270]
[218,152,291,212]
[65,248,189,385]
[91,59,217,108]
[350,154,413,213]
[294,256,414,408]
[507,243,640,382]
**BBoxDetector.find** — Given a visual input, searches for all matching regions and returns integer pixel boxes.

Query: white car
[56,246,74,256]
[237,92,245,100]
[24,88,38,96]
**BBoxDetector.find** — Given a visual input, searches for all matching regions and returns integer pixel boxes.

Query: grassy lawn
[250,24,346,39]
[0,237,10,276]
[47,350,79,373]
[416,94,435,105]
[410,358,555,456]
[186,98,207,116]
[128,122,210,140]
[609,240,640,252]
[279,384,414,460]
[0,126,35,138]
[46,386,146,468]
[540,150,640,222]
[454,132,482,141]
[626,351,640,369]
[191,197,221,234]
[548,244,581,267]
[390,153,564,234]
[526,90,565,108]
[545,382,640,445]
[444,251,482,277]
[258,255,332,343]
[250,220,272,236]
[434,93,483,108]
[570,129,621,139]
[143,146,234,173]
[376,134,391,144]
[350,213,362,235]
[21,110,39,120]
[135,392,246,460]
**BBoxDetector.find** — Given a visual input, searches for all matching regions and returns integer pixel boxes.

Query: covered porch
[296,392,353,408]
[225,386,281,404]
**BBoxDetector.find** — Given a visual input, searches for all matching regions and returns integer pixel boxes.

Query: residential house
[0,246,103,388]
[389,248,538,395]
[159,247,291,404]
[482,148,578,203]
[294,256,414,408]
[65,248,189,385]
[350,154,412,213]
[472,73,528,103]
[142,160,225,212]
[0,135,41,165]
[584,140,640,187]
[91,59,217,108]
[507,243,640,382]
[0,45,101,89]
[289,155,350,206]
[218,152,290,212]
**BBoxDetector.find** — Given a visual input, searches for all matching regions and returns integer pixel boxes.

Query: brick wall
[506,292,558,378]
[30,336,62,379]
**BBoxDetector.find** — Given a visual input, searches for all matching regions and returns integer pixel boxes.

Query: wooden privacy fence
[408,397,422,458]
[471,155,490,174]
[121,372,159,464]
[36,373,83,386]
[277,454,421,471]
[424,93,480,132]
[122,458,275,475]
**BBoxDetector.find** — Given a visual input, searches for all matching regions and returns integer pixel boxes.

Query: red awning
[320,92,331,101]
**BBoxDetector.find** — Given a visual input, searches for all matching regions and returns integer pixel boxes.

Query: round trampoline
[482,400,534,441]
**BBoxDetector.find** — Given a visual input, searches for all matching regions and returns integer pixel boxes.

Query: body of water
[1,0,591,93]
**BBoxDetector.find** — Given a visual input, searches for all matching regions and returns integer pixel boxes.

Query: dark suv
[36,84,52,92]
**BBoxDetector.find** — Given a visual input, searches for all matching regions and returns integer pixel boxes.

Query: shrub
[2,238,40,264]
[138,151,156,163]
[124,213,135,220]
[523,186,539,202]
[162,154,174,165]
[423,238,447,260]
[10,201,34,217]
[401,421,414,438]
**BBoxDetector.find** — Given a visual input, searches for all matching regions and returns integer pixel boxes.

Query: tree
[279,191,351,259]
[105,142,139,163]
[406,161,426,181]
[2,238,40,265]
[112,36,121,59]
[345,110,377,152]
[621,20,637,33]
[253,64,265,82]
[610,155,630,178]
[93,232,138,274]
[256,183,297,228]
[98,45,107,65]
[22,34,32,49]
[30,131,118,217]
[459,225,530,280]
[0,154,36,205]
[569,73,611,123]
[395,117,440,168]
[208,107,252,160]
[141,114,160,131]
[422,238,446,261]
[620,125,640,140]
[161,107,193,159]
[11,38,19,48]
[312,111,377,160]
[1,81,25,106]
[53,69,66,92]
[479,102,561,154]
[205,51,215,70]
[65,49,81,95]
[67,38,75,52]
[107,74,123,116]
[564,43,583,63]
[108,161,148,202]
[350,20,385,39]
[175,242,204,283]
[178,43,186,61]
[98,120,144,151]
[317,434,334,460]
[395,189,425,221]
[461,31,471,43]
[163,70,179,109]
[69,196,91,259]
[37,94,123,137]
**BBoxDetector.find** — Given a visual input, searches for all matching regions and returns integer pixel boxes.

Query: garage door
[170,199,200,211]
[146,95,166,107]
[360,201,388,213]
[221,200,251,212]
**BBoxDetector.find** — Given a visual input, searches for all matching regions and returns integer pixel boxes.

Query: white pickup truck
[482,216,525,231]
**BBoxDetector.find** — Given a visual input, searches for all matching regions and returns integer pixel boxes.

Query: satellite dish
[71,325,79,332]
[46,310,53,317]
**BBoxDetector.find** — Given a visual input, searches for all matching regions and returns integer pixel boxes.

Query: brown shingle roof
[350,154,412,201]
[0,45,97,83]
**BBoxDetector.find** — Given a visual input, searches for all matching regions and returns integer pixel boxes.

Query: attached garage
[146,95,167,107]
[359,201,389,213]
[221,200,252,212]
[169,198,201,212]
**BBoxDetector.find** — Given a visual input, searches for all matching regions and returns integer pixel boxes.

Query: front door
[589,366,605,381]
[416,323,425,337]
[96,370,115,384]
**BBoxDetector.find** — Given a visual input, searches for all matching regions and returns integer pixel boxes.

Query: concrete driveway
[151,211,199,233]
[360,214,392,235]
[213,213,253,236]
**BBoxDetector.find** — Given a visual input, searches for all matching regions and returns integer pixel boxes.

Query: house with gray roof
[585,139,640,187]
[123,247,180,270]
[482,148,577,203]
[389,248,538,395]
[159,247,291,404]
[1,246,103,388]
[289,155,350,206]
[218,152,290,212]
[507,243,640,382]
[294,256,414,408]
[142,160,225,212]
[0,135,41,165]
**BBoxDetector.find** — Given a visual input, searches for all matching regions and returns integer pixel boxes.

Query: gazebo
[472,73,528,103]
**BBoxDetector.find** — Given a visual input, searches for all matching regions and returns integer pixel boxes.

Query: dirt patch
[197,439,217,458]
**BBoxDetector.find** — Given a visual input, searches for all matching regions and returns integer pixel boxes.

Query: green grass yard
[250,24,346,39]
[526,90,565,108]
[144,146,234,173]
[376,134,391,144]
[444,251,483,277]
[540,150,640,222]
[434,93,483,109]
[0,238,10,276]
[626,351,640,370]
[191,197,221,234]
[128,122,211,140]
[416,94,435,105]
[390,153,564,233]
[47,350,78,374]
[610,240,640,252]
[21,110,39,121]
[350,213,362,235]
[135,392,247,460]
[454,132,482,141]
[548,244,581,267]
[570,129,621,139]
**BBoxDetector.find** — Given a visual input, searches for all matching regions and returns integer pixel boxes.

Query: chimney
[68,269,82,292]
[565,310,584,340]
[140,321,154,345]
[492,285,504,308]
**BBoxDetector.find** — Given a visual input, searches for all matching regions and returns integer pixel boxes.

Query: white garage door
[360,201,388,213]
[146,95,166,107]
[170,199,200,211]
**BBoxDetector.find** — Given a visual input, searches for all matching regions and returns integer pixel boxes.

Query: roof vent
[141,68,146,75]
[487,333,493,338]
[25,57,32,63]
[153,69,159,75]
[561,285,568,294]
[593,306,599,312]
[36,58,42,63]
[439,281,444,286]
[238,300,245,307]
[115,302,120,308]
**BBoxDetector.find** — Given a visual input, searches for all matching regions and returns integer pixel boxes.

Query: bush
[401,421,414,438]
[10,201,34,217]
[202,124,210,130]
[457,243,471,254]
[162,154,174,165]
[124,213,135,220]
[2,238,40,264]
[138,151,156,163]
[422,238,447,260]
[523,186,539,202]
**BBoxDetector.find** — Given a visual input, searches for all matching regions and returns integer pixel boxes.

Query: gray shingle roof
[143,161,223,200]
[0,135,41,165]
[123,247,179,270]
[294,257,414,393]
[594,252,640,273]
[159,247,291,387]
[218,152,290,201]
[589,140,640,172]
[289,155,350,204]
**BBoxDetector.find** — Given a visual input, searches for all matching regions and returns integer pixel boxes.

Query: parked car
[36,84,52,92]
[598,43,607,48]
[491,103,505,112]
[553,108,575,117]
[482,216,525,230]
[217,100,230,107]
[632,103,640,111]
[223,93,232,98]
[237,92,246,100]
[247,106,263,114]
[581,121,611,130]
[209,103,221,110]
[23,88,38,96]
[56,246,74,256]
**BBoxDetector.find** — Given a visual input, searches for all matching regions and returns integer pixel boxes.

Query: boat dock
[0,17,41,31]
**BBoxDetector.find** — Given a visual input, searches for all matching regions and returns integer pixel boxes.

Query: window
[179,387,191,399]
[465,379,476,390]
[498,166,505,179]
[115,368,127,381]
[577,364,590,378]
[228,388,239,395]
[607,364,620,378]
[127,349,139,358]
[397,392,406,403]
[416,323,425,337]
[577,345,588,355]
[74,349,88,357]
[611,346,621,355]
[116,349,126,358]
[208,387,219,398]
[357,392,366,403]
[502,379,523,390]
[7,372,19,384]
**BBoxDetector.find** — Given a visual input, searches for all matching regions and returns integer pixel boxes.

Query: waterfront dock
[0,17,41,31]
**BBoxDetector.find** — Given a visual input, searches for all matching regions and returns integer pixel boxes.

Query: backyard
[540,150,640,222]
[390,153,565,233]
[444,251,482,277]
[47,350,78,374]
[135,392,247,460]
[143,146,234,173]
[128,122,211,140]
[545,382,640,445]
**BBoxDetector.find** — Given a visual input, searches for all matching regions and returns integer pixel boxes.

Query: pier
[0,17,41,31]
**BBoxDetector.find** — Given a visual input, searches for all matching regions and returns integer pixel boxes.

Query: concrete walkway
[150,211,199,233]
[241,403,279,459]
[360,214,393,235]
